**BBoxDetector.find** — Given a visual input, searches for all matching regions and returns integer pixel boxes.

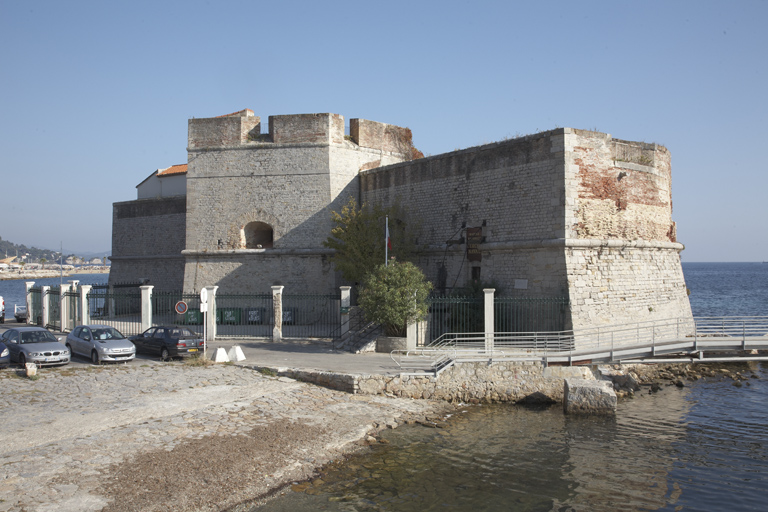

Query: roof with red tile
[158,164,187,176]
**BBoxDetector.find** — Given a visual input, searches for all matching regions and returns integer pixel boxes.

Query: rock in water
[563,378,617,414]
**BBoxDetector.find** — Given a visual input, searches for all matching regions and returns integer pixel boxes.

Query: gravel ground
[0,362,454,512]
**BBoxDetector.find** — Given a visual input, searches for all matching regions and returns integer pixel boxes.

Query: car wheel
[91,350,100,365]
[161,347,170,361]
[19,353,26,366]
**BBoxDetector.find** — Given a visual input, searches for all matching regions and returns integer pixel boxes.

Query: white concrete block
[227,345,246,362]
[210,347,230,363]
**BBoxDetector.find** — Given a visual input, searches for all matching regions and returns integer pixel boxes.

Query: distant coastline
[0,266,110,281]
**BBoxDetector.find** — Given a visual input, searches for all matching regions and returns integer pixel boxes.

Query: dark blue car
[0,342,11,368]
[1,340,10,368]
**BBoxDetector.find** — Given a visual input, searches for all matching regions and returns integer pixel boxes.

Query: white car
[66,325,136,364]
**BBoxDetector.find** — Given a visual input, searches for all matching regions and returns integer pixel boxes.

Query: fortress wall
[269,113,345,144]
[184,145,333,251]
[182,253,335,295]
[188,112,260,148]
[109,197,186,290]
[361,131,566,246]
[566,130,674,242]
[566,244,691,328]
[360,130,569,295]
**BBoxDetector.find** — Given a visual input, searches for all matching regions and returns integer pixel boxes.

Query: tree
[358,260,433,337]
[323,196,420,285]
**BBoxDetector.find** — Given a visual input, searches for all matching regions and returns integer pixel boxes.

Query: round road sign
[175,301,188,315]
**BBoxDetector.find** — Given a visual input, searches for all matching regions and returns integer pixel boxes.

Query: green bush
[359,261,432,337]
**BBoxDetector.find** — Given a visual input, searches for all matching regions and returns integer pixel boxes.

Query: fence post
[204,285,218,342]
[140,285,153,332]
[272,285,284,342]
[340,286,351,340]
[80,285,91,325]
[484,288,495,354]
[59,283,70,332]
[25,281,35,325]
[41,286,49,328]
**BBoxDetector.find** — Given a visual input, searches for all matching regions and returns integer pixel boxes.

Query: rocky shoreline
[0,267,109,281]
[603,360,761,398]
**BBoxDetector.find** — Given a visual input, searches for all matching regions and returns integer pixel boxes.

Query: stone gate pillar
[80,285,92,325]
[484,288,495,354]
[272,285,284,342]
[25,281,35,325]
[140,285,153,333]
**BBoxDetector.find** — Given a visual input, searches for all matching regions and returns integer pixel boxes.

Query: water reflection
[251,384,700,512]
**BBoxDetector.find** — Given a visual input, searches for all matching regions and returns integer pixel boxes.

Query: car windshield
[170,328,196,337]
[91,327,125,340]
[20,331,58,344]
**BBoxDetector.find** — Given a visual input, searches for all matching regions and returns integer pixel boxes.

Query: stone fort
[110,109,692,330]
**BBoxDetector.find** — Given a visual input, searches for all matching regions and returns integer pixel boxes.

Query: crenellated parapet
[188,109,261,148]
[188,111,413,157]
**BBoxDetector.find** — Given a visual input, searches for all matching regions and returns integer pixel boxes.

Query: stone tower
[182,110,413,294]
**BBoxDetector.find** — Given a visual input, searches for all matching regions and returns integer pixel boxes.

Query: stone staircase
[334,306,383,353]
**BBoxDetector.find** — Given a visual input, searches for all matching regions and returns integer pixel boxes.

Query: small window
[471,267,481,281]
[244,221,274,249]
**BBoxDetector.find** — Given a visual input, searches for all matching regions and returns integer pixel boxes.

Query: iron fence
[64,289,80,330]
[86,289,142,336]
[214,294,273,338]
[281,294,341,339]
[151,291,203,334]
[45,287,61,331]
[29,287,42,326]
[494,297,570,333]
[421,295,483,345]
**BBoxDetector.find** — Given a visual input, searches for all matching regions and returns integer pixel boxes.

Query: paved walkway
[205,338,402,375]
[0,352,451,512]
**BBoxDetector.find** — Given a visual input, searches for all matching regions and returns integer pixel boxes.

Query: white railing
[392,316,768,370]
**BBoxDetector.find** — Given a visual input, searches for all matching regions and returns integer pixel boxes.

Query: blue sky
[1,0,766,261]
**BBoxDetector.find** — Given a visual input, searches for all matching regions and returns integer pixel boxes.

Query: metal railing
[214,293,273,338]
[86,290,142,336]
[45,287,61,331]
[152,292,203,334]
[29,287,42,326]
[398,316,768,368]
[281,294,341,339]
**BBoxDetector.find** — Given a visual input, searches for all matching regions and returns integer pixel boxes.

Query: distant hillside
[0,236,106,263]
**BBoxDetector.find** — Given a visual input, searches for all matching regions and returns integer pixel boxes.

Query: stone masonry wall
[566,129,674,242]
[360,130,569,296]
[281,362,594,403]
[109,197,186,290]
[182,113,410,294]
[566,244,692,328]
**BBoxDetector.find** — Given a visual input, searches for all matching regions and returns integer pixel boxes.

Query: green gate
[494,297,570,333]
[45,286,61,331]
[29,287,42,326]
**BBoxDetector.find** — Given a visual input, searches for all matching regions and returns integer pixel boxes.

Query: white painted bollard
[25,363,37,377]
[227,345,246,362]
[210,347,230,363]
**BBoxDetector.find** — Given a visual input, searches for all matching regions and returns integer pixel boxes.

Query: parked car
[0,295,5,323]
[66,325,136,364]
[14,305,27,323]
[0,340,9,368]
[129,326,205,360]
[0,327,70,367]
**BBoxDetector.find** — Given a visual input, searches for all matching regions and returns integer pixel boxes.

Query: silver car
[0,327,70,367]
[66,325,136,364]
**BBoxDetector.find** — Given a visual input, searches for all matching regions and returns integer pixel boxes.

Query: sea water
[253,262,768,511]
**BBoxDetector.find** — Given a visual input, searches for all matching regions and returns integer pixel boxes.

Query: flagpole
[385,216,389,266]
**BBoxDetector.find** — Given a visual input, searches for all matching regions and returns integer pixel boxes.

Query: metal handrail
[391,316,768,370]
